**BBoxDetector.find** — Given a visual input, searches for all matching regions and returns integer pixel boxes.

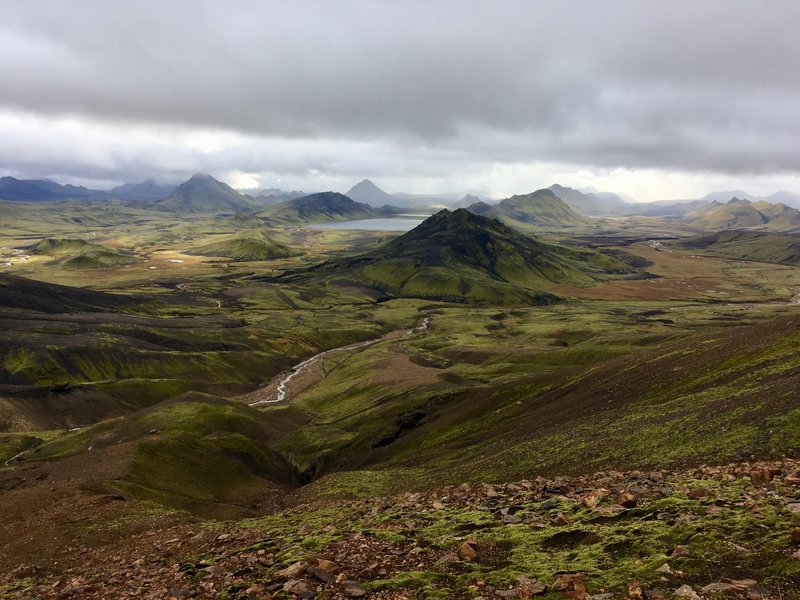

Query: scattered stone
[202,565,224,577]
[244,583,267,596]
[583,488,610,509]
[701,583,737,593]
[503,513,523,524]
[729,580,758,590]
[617,491,638,508]
[281,561,307,578]
[786,503,800,514]
[554,513,573,526]
[283,579,309,595]
[792,527,800,544]
[551,573,587,594]
[670,545,690,557]
[436,552,460,565]
[654,563,672,575]
[308,565,336,583]
[458,541,478,561]
[785,472,800,485]
[673,584,701,599]
[687,487,713,499]
[749,466,774,485]
[342,580,368,597]
[626,581,644,599]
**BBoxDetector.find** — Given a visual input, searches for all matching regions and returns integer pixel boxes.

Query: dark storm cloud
[1,0,800,184]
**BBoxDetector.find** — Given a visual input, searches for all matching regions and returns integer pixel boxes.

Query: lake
[307,217,427,231]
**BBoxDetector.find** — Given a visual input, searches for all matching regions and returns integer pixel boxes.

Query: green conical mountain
[256,192,386,224]
[481,189,594,228]
[151,174,253,214]
[286,209,629,304]
[190,231,298,261]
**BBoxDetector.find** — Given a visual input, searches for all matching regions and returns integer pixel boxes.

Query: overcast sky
[2,0,800,200]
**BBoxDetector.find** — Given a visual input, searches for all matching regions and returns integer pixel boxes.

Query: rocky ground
[2,459,800,599]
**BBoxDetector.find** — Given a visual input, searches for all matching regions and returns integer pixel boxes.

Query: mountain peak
[290,206,629,305]
[346,179,395,206]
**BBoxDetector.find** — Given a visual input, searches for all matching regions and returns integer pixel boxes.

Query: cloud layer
[2,1,800,197]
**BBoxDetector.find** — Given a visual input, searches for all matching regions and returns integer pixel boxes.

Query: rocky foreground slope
[2,459,799,599]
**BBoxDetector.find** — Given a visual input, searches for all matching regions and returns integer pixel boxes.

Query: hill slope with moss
[150,173,254,214]
[676,230,800,264]
[189,231,299,261]
[282,209,630,303]
[256,192,394,225]
[474,189,595,229]
[686,198,800,231]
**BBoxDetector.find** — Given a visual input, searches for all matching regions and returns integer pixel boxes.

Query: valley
[1,185,799,599]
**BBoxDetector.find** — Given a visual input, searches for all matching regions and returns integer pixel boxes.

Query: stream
[248,316,431,407]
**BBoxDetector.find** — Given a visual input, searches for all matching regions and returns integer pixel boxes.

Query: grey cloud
[2,0,800,185]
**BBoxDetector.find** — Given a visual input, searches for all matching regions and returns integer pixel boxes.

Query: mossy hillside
[119,399,301,512]
[284,209,633,304]
[255,191,384,225]
[27,237,103,256]
[235,467,800,598]
[676,230,800,264]
[277,306,800,495]
[0,433,42,463]
[483,188,595,228]
[189,230,298,261]
[26,394,303,512]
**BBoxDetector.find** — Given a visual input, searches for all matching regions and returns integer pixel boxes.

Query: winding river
[248,316,431,407]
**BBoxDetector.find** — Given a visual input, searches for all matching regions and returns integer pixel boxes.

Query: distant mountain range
[685,197,800,231]
[141,173,254,214]
[256,192,400,225]
[4,173,800,224]
[0,176,105,201]
[276,208,630,304]
[110,180,176,200]
[467,188,594,228]
[547,184,630,216]
[346,179,489,209]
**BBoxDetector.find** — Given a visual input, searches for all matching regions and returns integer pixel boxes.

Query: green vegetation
[676,230,800,264]
[282,209,630,304]
[477,188,595,228]
[149,173,253,214]
[189,230,298,260]
[686,197,800,231]
[256,191,391,225]
[2,193,800,597]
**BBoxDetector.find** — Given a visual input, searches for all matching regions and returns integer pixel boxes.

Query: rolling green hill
[0,273,140,313]
[481,189,595,228]
[190,231,299,261]
[150,173,253,214]
[256,191,389,224]
[28,237,140,269]
[677,230,800,264]
[286,208,630,303]
[686,197,800,231]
